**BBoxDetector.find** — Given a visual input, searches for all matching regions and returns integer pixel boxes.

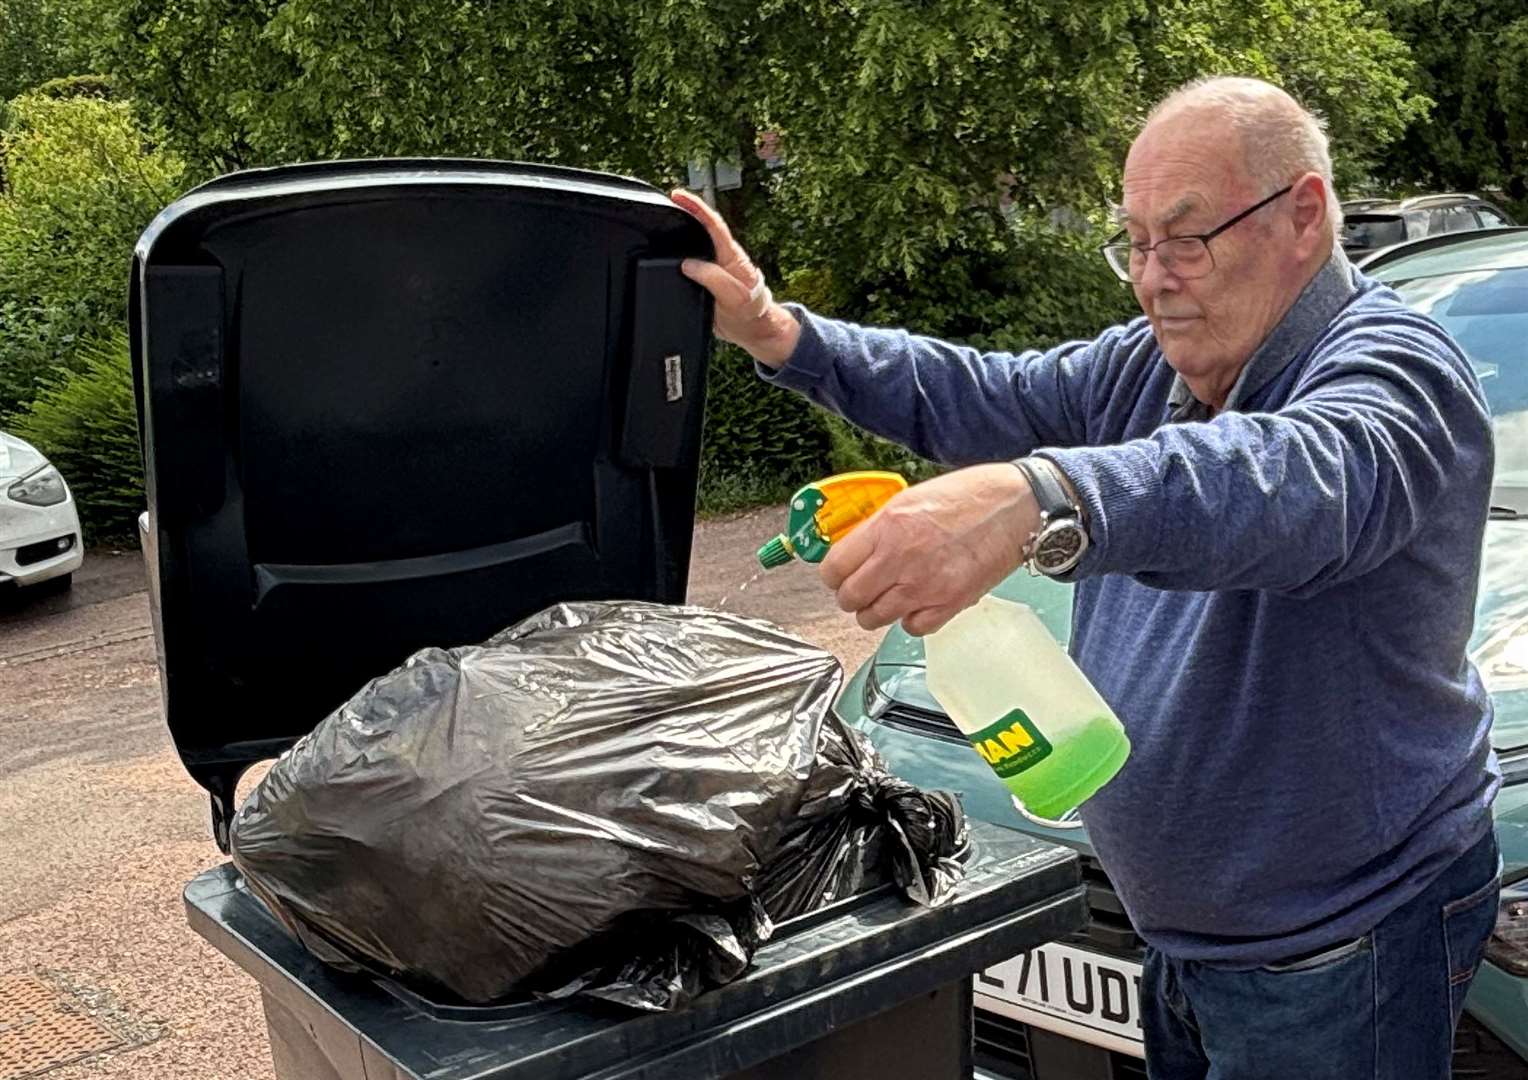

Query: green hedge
[695,337,944,516]
[697,342,833,514]
[11,330,143,543]
[31,74,116,100]
[0,89,182,419]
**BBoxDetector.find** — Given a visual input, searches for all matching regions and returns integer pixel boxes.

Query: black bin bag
[229,601,967,1011]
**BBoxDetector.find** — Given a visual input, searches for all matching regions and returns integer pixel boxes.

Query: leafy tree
[0,0,109,101]
[96,0,1427,492]
[105,0,1425,318]
[0,0,70,100]
[1373,0,1528,211]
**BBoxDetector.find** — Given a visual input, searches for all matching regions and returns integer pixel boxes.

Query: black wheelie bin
[130,159,1088,1080]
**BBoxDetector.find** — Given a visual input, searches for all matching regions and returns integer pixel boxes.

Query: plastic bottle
[924,594,1130,821]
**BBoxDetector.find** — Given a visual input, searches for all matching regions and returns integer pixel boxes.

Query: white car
[0,432,83,590]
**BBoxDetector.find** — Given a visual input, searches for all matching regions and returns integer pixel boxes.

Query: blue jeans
[1141,830,1502,1080]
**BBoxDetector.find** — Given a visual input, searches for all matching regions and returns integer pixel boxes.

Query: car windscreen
[1391,264,1528,751]
[1342,214,1407,251]
[1390,265,1528,504]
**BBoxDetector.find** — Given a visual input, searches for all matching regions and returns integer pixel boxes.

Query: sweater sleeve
[1040,319,1493,596]
[758,303,1118,465]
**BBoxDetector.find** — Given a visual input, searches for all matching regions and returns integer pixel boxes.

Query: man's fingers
[669,188,736,255]
[669,189,751,275]
[742,277,773,319]
[819,517,880,591]
[832,551,896,615]
[901,605,962,638]
[855,584,918,631]
[680,258,756,310]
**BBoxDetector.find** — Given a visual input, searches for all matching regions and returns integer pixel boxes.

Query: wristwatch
[1012,457,1090,577]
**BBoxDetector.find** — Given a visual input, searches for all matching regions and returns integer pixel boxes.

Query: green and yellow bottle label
[968,708,1053,779]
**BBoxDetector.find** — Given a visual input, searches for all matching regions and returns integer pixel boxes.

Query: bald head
[1116,76,1344,410]
[1142,76,1341,242]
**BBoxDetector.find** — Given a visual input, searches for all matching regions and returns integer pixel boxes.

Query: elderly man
[672,76,1501,1078]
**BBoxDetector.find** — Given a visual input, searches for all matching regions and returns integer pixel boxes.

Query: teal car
[838,227,1528,1080]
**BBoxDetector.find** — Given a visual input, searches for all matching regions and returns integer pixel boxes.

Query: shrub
[0,90,182,418]
[698,341,832,507]
[10,330,143,543]
[31,73,115,100]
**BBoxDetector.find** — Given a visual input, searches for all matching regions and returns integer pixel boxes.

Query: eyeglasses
[1101,184,1294,283]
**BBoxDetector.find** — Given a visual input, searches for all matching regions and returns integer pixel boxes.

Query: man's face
[1120,114,1301,401]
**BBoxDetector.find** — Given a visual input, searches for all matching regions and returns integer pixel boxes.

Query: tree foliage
[107,0,1425,329]
[0,0,111,101]
[0,91,182,417]
[0,0,72,100]
[1373,0,1528,210]
[0,0,1489,545]
[90,0,1430,499]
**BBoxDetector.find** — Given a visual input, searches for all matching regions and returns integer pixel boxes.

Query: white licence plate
[974,942,1145,1057]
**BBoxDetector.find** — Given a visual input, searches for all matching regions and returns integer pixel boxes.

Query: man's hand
[669,189,802,368]
[821,464,1041,636]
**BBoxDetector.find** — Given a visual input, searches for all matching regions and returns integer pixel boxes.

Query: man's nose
[1137,246,1183,296]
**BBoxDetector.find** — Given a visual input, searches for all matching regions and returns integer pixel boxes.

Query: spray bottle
[756,471,908,568]
[758,472,1130,822]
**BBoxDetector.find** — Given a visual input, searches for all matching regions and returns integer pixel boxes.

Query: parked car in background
[1341,193,1516,262]
[1341,196,1392,214]
[837,226,1528,1079]
[0,431,83,592]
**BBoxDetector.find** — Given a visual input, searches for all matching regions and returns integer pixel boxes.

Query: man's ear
[1290,172,1330,258]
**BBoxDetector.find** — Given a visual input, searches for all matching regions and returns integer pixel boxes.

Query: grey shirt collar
[1167,249,1358,422]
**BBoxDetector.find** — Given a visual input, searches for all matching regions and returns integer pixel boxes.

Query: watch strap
[1014,457,1077,521]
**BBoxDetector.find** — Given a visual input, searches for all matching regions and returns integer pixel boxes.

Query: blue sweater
[765,253,1500,965]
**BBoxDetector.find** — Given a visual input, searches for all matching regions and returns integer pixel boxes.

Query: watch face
[1035,523,1086,572]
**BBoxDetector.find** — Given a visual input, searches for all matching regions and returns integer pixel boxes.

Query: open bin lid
[131,159,714,846]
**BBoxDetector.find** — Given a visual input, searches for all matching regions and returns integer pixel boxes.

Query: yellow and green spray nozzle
[756,471,908,568]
